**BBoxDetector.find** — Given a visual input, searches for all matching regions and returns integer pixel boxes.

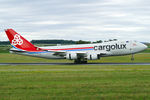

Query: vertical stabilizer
[5,29,39,51]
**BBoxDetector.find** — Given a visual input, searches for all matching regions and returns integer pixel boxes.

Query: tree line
[0,39,118,45]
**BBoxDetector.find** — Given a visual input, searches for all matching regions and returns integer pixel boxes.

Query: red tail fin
[5,29,39,51]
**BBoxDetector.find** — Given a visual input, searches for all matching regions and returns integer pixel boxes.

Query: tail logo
[12,34,23,45]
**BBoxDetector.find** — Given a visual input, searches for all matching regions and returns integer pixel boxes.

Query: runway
[0,63,150,65]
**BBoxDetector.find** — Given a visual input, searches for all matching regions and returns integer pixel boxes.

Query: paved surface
[0,63,150,65]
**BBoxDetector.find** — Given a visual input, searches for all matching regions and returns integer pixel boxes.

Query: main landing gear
[74,59,87,64]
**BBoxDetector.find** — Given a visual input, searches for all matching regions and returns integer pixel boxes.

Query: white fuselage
[10,40,147,60]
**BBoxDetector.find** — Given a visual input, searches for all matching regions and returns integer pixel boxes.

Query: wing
[52,51,66,57]
[51,50,87,57]
[50,50,110,59]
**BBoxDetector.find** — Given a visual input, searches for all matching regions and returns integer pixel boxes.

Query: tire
[74,60,87,64]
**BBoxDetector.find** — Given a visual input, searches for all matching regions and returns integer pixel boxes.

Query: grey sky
[0,0,150,42]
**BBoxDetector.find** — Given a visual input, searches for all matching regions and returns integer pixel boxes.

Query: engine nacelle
[87,54,100,60]
[66,53,77,60]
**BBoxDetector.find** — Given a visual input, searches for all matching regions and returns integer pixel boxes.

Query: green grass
[0,46,10,53]
[89,53,150,63]
[0,53,150,63]
[0,65,150,100]
[0,45,150,100]
[0,53,72,63]
[143,48,150,53]
[0,49,150,99]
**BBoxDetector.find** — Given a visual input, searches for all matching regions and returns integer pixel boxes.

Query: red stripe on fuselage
[46,47,94,51]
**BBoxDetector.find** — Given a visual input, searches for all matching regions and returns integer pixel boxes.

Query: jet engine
[87,54,100,60]
[66,53,77,60]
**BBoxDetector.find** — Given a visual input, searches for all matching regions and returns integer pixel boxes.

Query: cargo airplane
[5,29,148,63]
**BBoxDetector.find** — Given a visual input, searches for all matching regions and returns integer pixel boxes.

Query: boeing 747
[5,29,148,63]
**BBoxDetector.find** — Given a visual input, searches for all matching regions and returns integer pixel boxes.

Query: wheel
[74,59,81,64]
[74,60,87,64]
[131,57,134,61]
[82,61,87,64]
[74,60,79,64]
